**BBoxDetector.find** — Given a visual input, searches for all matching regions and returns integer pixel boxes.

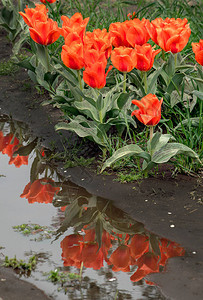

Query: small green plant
[13,223,54,241]
[0,59,19,75]
[3,255,37,275]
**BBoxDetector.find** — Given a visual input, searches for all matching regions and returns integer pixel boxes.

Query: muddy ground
[0,27,203,300]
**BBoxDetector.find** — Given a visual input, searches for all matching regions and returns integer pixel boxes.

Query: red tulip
[132,94,163,126]
[126,18,150,47]
[83,62,112,89]
[111,46,136,73]
[84,48,107,68]
[19,4,48,28]
[20,178,60,204]
[29,18,60,45]
[81,243,104,270]
[192,39,203,66]
[146,17,191,53]
[133,44,161,72]
[109,21,132,48]
[61,234,83,263]
[159,238,185,266]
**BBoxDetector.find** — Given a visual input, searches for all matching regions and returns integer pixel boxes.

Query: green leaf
[101,144,149,172]
[16,58,35,73]
[152,143,201,164]
[149,234,161,257]
[147,132,172,155]
[192,90,203,100]
[55,121,105,146]
[117,93,130,109]
[175,117,203,129]
[148,65,164,94]
[74,100,99,122]
[35,44,50,72]
[95,218,103,250]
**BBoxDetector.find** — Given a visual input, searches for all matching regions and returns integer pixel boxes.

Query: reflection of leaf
[95,217,103,250]
[149,234,161,257]
[13,138,37,156]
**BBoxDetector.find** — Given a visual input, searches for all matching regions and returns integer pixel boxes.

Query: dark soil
[0,28,202,300]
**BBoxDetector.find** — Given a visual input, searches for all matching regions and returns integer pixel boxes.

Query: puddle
[0,115,186,299]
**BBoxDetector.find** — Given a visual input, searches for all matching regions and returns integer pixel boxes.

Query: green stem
[123,72,127,93]
[149,125,154,143]
[144,71,148,94]
[174,53,178,69]
[44,45,51,73]
[77,70,82,101]
[162,49,165,61]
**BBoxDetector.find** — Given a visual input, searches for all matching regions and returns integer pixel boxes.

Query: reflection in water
[0,115,185,299]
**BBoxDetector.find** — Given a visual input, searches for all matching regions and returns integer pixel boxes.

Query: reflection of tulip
[129,234,149,259]
[109,245,131,270]
[19,4,48,28]
[82,243,104,270]
[130,252,159,282]
[133,44,161,72]
[159,238,185,266]
[20,178,60,204]
[111,46,136,73]
[83,62,112,89]
[192,39,203,66]
[132,94,163,126]
[29,18,60,45]
[126,18,150,47]
[61,13,89,41]
[1,135,28,168]
[61,234,83,266]
[146,17,191,53]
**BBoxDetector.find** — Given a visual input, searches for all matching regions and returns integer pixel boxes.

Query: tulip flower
[109,21,132,48]
[133,44,161,72]
[61,40,84,70]
[60,13,89,41]
[40,0,57,3]
[146,17,191,53]
[192,39,203,66]
[20,178,60,204]
[132,94,163,127]
[83,62,113,89]
[126,18,150,47]
[84,48,107,68]
[29,18,60,45]
[82,243,104,270]
[84,28,113,59]
[111,46,136,73]
[19,4,48,28]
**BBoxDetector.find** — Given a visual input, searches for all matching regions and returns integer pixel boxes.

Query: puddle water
[0,116,185,300]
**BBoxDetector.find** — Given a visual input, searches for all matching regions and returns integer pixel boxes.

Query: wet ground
[0,28,203,300]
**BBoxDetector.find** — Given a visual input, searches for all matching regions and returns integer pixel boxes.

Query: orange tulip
[61,13,89,41]
[133,44,161,72]
[130,252,159,282]
[20,178,60,204]
[84,28,113,59]
[19,4,48,28]
[84,48,107,68]
[126,18,150,47]
[111,46,136,72]
[192,39,203,66]
[132,94,163,126]
[81,243,104,270]
[29,18,60,45]
[109,21,132,48]
[146,17,191,53]
[159,238,185,266]
[83,62,112,89]
[40,0,57,3]
[61,38,84,70]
